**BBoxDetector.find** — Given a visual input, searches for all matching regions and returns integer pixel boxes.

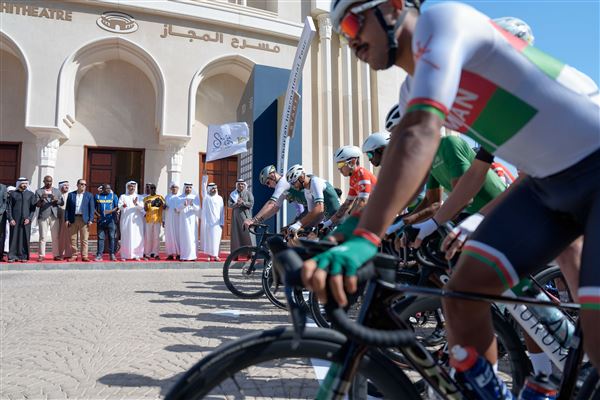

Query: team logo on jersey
[414,34,440,70]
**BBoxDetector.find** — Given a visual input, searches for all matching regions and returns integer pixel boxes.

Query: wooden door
[200,155,238,240]
[85,149,117,239]
[0,142,21,186]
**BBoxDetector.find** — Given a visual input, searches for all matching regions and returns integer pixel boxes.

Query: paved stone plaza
[0,265,289,399]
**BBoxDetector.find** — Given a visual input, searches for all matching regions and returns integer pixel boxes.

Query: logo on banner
[206,122,249,162]
[97,11,138,34]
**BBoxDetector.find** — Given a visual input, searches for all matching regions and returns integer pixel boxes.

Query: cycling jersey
[347,166,377,201]
[404,2,599,178]
[303,176,341,219]
[286,187,308,218]
[426,136,506,214]
[270,178,292,209]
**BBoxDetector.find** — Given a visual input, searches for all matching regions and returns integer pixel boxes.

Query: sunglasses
[339,0,387,40]
[336,161,348,169]
[366,151,375,160]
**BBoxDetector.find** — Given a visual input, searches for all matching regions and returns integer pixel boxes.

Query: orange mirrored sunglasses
[339,0,388,40]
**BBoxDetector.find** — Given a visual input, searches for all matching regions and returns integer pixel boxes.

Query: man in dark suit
[0,183,8,261]
[65,178,95,262]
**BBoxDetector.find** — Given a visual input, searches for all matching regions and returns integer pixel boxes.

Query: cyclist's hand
[441,213,484,259]
[325,214,359,244]
[243,219,253,230]
[288,221,302,233]
[302,235,378,307]
[411,218,439,248]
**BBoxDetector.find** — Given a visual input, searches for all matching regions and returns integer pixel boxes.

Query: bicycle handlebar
[248,223,269,235]
[272,247,415,347]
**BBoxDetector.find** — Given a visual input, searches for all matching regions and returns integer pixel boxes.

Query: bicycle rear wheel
[222,246,268,298]
[165,326,421,400]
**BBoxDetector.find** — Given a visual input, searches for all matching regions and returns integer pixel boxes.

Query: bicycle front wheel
[165,326,421,400]
[222,246,268,298]
[262,263,287,310]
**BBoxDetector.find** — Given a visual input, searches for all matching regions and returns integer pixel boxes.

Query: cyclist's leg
[443,179,580,364]
[579,195,600,369]
[555,236,583,302]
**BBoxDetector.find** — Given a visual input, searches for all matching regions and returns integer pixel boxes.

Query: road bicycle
[167,237,598,399]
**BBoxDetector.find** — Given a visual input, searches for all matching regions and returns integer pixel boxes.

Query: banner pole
[276,16,316,230]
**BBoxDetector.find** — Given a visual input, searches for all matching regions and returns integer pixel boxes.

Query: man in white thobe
[200,175,224,262]
[164,182,181,260]
[118,181,145,261]
[177,183,200,261]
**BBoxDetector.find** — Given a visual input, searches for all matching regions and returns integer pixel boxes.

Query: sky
[426,1,600,84]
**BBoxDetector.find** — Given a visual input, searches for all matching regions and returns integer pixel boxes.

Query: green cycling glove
[312,235,378,276]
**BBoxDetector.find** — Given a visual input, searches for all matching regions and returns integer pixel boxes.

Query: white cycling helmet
[286,164,305,184]
[385,103,402,131]
[330,0,424,33]
[334,145,362,163]
[259,165,276,185]
[493,17,535,45]
[362,132,391,153]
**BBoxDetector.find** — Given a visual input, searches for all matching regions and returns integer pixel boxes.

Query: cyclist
[243,165,307,229]
[303,0,600,380]
[285,164,341,234]
[362,131,389,167]
[321,146,377,231]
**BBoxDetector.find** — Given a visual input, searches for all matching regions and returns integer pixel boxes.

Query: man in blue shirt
[95,183,119,261]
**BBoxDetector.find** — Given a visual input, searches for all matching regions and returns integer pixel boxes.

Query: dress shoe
[82,257,90,262]
[68,256,78,262]
[37,256,44,262]
[54,256,63,261]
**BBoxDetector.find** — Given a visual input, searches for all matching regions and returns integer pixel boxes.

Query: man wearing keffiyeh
[7,178,36,262]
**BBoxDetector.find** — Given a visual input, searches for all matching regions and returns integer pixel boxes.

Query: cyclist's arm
[433,159,490,224]
[329,198,353,225]
[348,197,367,215]
[299,202,325,227]
[402,188,442,225]
[250,200,279,223]
[357,111,443,237]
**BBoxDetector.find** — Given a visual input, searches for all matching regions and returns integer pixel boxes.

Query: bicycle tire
[222,246,268,298]
[262,263,287,309]
[577,367,600,400]
[165,326,421,400]
[396,296,530,394]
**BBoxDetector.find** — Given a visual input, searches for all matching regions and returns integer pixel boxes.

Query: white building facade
[0,0,407,218]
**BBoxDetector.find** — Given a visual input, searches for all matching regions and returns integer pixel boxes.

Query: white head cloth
[125,180,138,195]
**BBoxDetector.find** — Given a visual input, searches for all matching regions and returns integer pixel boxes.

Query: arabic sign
[159,24,281,53]
[206,122,250,162]
[97,11,138,34]
[277,17,316,175]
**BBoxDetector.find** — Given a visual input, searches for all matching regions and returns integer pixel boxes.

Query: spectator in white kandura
[118,181,145,261]
[177,183,200,261]
[200,174,224,262]
[164,182,181,260]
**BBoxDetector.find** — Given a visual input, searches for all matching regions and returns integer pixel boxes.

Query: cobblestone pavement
[0,267,289,399]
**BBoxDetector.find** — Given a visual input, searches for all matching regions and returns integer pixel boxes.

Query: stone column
[341,40,354,148]
[37,137,60,186]
[360,62,372,149]
[166,143,185,191]
[317,14,334,181]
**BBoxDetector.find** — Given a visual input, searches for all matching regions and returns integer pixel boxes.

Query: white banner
[276,17,316,175]
[206,122,249,162]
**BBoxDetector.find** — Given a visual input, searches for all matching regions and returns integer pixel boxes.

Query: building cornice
[75,0,304,40]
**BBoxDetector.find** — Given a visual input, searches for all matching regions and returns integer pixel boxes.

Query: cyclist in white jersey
[302,0,600,372]
[243,165,305,229]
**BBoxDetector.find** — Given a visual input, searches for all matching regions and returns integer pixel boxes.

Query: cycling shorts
[464,150,600,310]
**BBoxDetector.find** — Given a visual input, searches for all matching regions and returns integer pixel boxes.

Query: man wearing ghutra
[0,182,8,262]
[164,182,181,260]
[118,181,145,261]
[7,178,37,262]
[177,183,200,261]
[57,181,72,260]
[200,174,224,261]
[228,178,253,253]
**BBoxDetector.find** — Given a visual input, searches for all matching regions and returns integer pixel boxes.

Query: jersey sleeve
[440,136,473,179]
[405,3,486,121]
[270,179,289,204]
[310,178,326,204]
[354,169,375,199]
